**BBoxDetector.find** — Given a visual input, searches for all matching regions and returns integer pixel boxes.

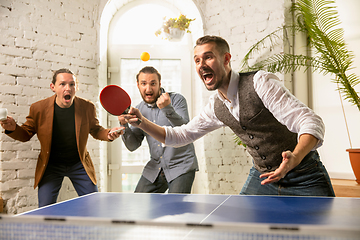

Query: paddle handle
[123,107,142,125]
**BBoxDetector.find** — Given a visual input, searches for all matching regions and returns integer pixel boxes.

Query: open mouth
[202,71,214,84]
[64,95,71,101]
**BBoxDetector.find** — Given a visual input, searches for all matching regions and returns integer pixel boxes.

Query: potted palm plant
[239,0,360,183]
[155,14,195,41]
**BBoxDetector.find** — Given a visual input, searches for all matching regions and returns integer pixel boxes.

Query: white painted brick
[51,45,66,55]
[31,39,52,52]
[43,52,62,62]
[78,75,95,85]
[14,58,37,69]
[0,54,9,65]
[32,50,46,60]
[34,22,52,35]
[79,50,94,60]
[71,58,96,69]
[17,186,35,197]
[1,161,29,170]
[45,35,73,48]
[78,67,97,77]
[16,195,35,208]
[57,55,75,65]
[17,205,37,214]
[0,74,16,84]
[4,142,31,151]
[0,34,15,46]
[66,47,81,58]
[0,182,10,191]
[73,41,96,51]
[218,164,232,173]
[17,150,39,160]
[16,76,33,86]
[7,178,33,188]
[22,86,39,97]
[65,12,79,23]
[0,45,33,58]
[15,95,29,106]
[51,62,69,71]
[0,64,27,77]
[79,17,94,27]
[0,170,17,181]
[17,169,34,179]
[205,162,220,173]
[23,30,39,40]
[18,17,34,31]
[1,27,23,38]
[219,181,231,193]
[37,87,53,97]
[0,85,23,95]
[11,1,35,15]
[0,0,12,9]
[33,78,51,89]
[24,67,42,78]
[36,60,52,71]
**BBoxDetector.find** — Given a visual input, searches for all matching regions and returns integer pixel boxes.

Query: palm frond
[241,0,360,111]
[241,26,287,71]
[233,135,246,148]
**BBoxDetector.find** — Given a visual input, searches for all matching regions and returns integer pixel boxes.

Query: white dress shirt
[164,70,325,150]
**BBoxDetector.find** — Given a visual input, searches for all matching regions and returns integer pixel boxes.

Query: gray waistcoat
[214,72,297,173]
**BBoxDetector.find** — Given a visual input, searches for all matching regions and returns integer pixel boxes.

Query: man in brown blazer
[0,68,124,207]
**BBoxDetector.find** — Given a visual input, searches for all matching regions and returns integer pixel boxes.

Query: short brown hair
[52,68,78,85]
[195,35,230,55]
[136,66,161,82]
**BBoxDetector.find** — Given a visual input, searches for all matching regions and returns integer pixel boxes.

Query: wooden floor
[331,179,360,197]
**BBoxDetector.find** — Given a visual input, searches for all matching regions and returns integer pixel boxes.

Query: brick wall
[0,0,101,214]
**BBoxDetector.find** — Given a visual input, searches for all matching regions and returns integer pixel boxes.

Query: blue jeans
[240,151,335,197]
[38,161,98,207]
[135,169,195,194]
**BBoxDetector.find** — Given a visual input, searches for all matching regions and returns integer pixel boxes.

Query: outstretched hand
[259,151,295,185]
[107,126,125,141]
[259,134,318,185]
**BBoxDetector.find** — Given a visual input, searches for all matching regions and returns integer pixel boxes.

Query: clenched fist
[156,92,171,109]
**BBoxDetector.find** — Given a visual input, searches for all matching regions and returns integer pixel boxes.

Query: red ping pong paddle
[100,85,141,124]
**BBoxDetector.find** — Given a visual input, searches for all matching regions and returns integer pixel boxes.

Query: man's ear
[50,83,55,92]
[224,52,232,66]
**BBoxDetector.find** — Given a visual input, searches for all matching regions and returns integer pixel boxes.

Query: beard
[204,76,223,91]
[142,89,161,104]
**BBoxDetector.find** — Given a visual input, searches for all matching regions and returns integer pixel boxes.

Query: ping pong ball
[140,52,150,61]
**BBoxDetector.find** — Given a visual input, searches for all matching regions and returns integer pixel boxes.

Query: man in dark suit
[0,68,124,207]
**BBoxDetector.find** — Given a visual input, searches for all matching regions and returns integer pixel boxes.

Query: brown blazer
[7,95,111,188]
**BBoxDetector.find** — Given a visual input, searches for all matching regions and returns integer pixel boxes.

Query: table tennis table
[1,192,360,239]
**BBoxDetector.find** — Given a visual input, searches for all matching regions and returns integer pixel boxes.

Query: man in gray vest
[118,66,198,193]
[122,36,335,197]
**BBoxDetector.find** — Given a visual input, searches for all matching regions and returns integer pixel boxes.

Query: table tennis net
[0,214,358,240]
